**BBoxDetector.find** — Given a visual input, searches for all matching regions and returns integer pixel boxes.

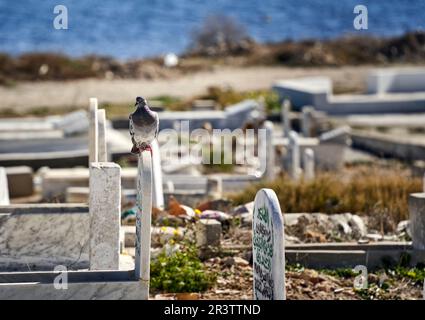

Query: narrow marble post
[303,148,315,181]
[263,121,275,181]
[289,131,301,181]
[151,140,164,209]
[88,98,98,165]
[281,99,291,138]
[89,162,121,270]
[0,167,10,205]
[135,151,152,298]
[97,109,107,162]
[302,106,314,137]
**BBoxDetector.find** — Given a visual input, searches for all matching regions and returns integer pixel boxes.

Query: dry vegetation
[1,31,425,86]
[228,165,422,230]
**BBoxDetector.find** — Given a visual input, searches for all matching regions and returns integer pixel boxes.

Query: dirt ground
[0,64,418,111]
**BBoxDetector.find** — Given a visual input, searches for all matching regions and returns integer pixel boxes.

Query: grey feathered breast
[129,105,159,148]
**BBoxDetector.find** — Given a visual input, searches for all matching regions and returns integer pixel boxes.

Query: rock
[383,235,399,241]
[396,220,411,237]
[168,196,186,216]
[151,243,181,259]
[197,199,233,213]
[366,233,383,242]
[196,219,222,248]
[152,226,186,245]
[5,166,34,198]
[222,257,235,267]
[304,230,327,243]
[168,195,195,217]
[233,257,249,266]
[329,214,352,235]
[200,210,231,222]
[284,213,304,226]
[157,214,186,227]
[240,212,252,228]
[357,238,370,244]
[348,214,367,237]
[285,235,301,244]
[232,201,254,216]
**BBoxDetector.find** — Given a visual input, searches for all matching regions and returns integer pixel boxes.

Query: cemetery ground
[119,163,425,300]
[0,64,373,114]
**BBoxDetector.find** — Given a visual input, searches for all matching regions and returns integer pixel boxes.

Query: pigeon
[129,96,159,154]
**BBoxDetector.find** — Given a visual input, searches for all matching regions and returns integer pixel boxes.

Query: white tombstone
[89,162,121,270]
[263,121,275,181]
[151,140,164,209]
[281,99,291,138]
[303,148,315,181]
[253,188,285,300]
[289,131,301,181]
[51,110,89,136]
[302,106,314,137]
[88,98,98,164]
[0,167,10,205]
[135,151,152,298]
[97,109,107,162]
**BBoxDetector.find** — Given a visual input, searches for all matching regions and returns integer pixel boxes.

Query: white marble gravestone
[88,98,98,164]
[302,106,314,137]
[263,121,275,181]
[289,131,301,180]
[252,188,285,300]
[0,167,10,205]
[151,140,164,209]
[303,148,315,180]
[281,99,291,138]
[89,162,121,270]
[97,109,107,162]
[135,151,152,298]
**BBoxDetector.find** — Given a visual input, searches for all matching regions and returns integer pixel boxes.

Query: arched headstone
[252,188,285,300]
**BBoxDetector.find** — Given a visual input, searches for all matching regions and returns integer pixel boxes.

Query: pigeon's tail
[131,144,140,154]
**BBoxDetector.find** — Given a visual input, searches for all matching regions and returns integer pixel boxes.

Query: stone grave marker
[252,188,285,300]
[263,121,275,181]
[97,109,107,162]
[134,151,153,297]
[303,148,315,180]
[151,140,164,209]
[89,162,121,270]
[302,106,314,137]
[88,98,98,164]
[0,167,10,205]
[289,131,301,180]
[281,99,291,138]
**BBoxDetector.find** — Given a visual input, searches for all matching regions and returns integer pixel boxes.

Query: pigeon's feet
[141,145,152,155]
[131,144,140,154]
[131,144,152,155]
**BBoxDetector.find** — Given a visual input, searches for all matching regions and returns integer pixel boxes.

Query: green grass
[150,244,216,293]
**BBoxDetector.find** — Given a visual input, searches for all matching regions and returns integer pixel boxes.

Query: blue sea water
[0,0,424,59]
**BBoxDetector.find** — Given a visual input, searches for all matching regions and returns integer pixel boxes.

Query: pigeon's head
[135,96,147,107]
